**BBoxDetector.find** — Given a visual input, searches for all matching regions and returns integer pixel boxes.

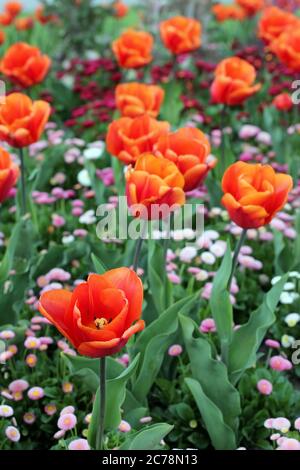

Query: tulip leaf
[91,253,108,275]
[132,294,199,403]
[228,274,288,384]
[147,239,173,315]
[185,378,237,450]
[118,423,173,450]
[88,354,140,449]
[62,353,125,383]
[180,315,240,434]
[209,241,233,363]
[160,80,184,126]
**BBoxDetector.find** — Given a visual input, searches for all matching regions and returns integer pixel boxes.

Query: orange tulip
[212,4,247,22]
[160,16,201,55]
[258,7,300,44]
[0,93,51,148]
[270,26,300,72]
[0,12,13,26]
[222,162,293,229]
[236,0,264,16]
[5,1,22,18]
[211,57,261,106]
[0,42,51,88]
[0,146,19,203]
[115,82,165,118]
[39,268,144,358]
[35,5,57,24]
[112,29,153,69]
[272,93,293,111]
[0,30,5,45]
[126,153,185,220]
[114,1,129,18]
[106,114,170,165]
[15,17,34,31]
[155,127,216,191]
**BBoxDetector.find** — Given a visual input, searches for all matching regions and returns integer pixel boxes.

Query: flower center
[94,317,109,330]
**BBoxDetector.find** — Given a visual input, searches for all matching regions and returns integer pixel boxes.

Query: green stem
[132,236,144,272]
[19,148,27,216]
[220,105,226,175]
[228,228,247,290]
[96,357,106,451]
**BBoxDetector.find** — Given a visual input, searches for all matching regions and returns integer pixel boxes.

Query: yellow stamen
[94,318,108,330]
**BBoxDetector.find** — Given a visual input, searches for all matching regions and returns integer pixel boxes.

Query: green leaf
[118,423,173,450]
[180,315,240,433]
[62,353,124,382]
[228,275,288,384]
[88,355,140,449]
[209,242,233,362]
[91,253,108,275]
[160,80,184,126]
[185,378,237,450]
[132,295,198,403]
[147,239,173,315]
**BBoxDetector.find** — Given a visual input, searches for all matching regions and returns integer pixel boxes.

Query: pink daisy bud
[294,418,300,431]
[44,404,57,416]
[257,379,273,395]
[57,413,77,431]
[265,339,280,349]
[118,420,131,433]
[26,354,37,368]
[23,412,36,424]
[68,438,90,450]
[168,344,183,357]
[9,379,29,393]
[54,430,65,440]
[27,387,44,400]
[199,318,216,333]
[60,406,75,416]
[5,426,20,442]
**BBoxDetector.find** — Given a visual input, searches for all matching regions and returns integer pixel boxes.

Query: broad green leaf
[185,378,237,450]
[180,315,240,433]
[160,80,183,126]
[91,253,108,275]
[147,239,173,315]
[118,423,173,450]
[132,295,198,403]
[209,242,233,362]
[88,354,140,449]
[228,275,288,384]
[62,353,124,382]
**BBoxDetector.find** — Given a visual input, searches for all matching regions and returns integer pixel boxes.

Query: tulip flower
[0,42,51,88]
[112,29,153,69]
[270,26,300,72]
[258,6,300,44]
[115,83,165,118]
[0,146,19,204]
[212,4,246,22]
[125,152,185,220]
[106,114,170,165]
[154,127,215,191]
[160,16,201,55]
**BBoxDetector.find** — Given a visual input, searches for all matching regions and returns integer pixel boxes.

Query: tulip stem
[132,221,147,272]
[19,148,27,216]
[220,105,226,174]
[97,357,106,451]
[228,228,247,290]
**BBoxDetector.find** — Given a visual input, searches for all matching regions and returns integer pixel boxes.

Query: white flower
[84,146,104,160]
[203,230,219,240]
[284,313,300,327]
[172,230,185,241]
[281,334,295,348]
[271,275,282,285]
[179,246,197,263]
[79,210,96,225]
[290,271,300,280]
[77,169,91,187]
[280,292,299,305]
[62,235,75,245]
[201,251,216,265]
[210,240,227,258]
[0,405,14,417]
[283,282,295,291]
[182,228,195,240]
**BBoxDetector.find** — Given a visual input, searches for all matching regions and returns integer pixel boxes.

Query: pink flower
[54,430,65,439]
[269,355,292,371]
[52,214,66,228]
[27,387,44,400]
[295,418,300,431]
[9,379,29,393]
[0,330,15,340]
[200,318,216,333]
[118,420,131,433]
[265,339,280,349]
[68,438,90,450]
[273,417,291,432]
[257,379,273,395]
[60,406,75,416]
[277,438,300,450]
[24,336,41,350]
[167,273,181,284]
[168,344,183,356]
[23,412,36,424]
[26,354,37,368]
[57,413,77,431]
[0,405,14,417]
[44,403,57,416]
[5,426,20,442]
[140,416,152,424]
